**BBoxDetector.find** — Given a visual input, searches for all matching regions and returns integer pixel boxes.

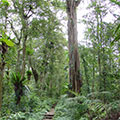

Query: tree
[84,0,108,92]
[66,0,82,93]
[0,0,11,110]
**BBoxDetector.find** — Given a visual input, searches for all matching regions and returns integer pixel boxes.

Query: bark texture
[66,0,82,93]
[0,42,8,110]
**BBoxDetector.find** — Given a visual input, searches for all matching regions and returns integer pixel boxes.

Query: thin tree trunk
[0,71,3,110]
[96,6,102,91]
[82,57,90,93]
[16,45,21,72]
[66,0,82,93]
[0,67,4,110]
[92,53,95,92]
[0,42,8,110]
[28,56,38,83]
[102,48,107,102]
[21,34,27,80]
[118,43,120,68]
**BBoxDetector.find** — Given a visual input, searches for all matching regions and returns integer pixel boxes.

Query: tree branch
[75,0,82,7]
[8,20,21,45]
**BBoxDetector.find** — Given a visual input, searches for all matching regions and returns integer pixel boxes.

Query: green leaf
[110,0,120,6]
[114,24,120,34]
[110,24,120,46]
[1,0,9,6]
[5,39,14,46]
[4,39,14,46]
[0,38,14,47]
[111,35,120,46]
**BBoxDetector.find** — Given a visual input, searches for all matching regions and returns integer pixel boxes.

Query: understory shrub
[53,94,120,120]
[0,95,57,120]
[53,95,88,120]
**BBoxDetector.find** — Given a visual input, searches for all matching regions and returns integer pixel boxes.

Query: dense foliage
[0,0,120,120]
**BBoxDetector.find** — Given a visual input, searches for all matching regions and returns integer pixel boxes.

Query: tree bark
[92,52,95,92]
[16,45,21,72]
[28,56,38,83]
[66,0,82,93]
[21,35,27,80]
[82,57,90,93]
[0,42,8,110]
[0,68,3,110]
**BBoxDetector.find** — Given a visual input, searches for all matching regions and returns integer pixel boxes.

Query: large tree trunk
[66,0,82,93]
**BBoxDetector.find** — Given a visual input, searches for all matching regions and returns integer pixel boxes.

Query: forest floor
[43,108,55,120]
[43,103,56,120]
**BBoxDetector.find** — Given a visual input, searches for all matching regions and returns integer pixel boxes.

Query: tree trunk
[21,35,27,80]
[66,0,82,93]
[96,7,102,91]
[0,42,8,110]
[16,45,21,72]
[28,56,38,83]
[0,69,3,110]
[92,53,95,92]
[82,57,90,93]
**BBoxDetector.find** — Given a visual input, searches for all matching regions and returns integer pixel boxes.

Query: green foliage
[54,95,88,120]
[87,91,114,102]
[110,0,120,6]
[26,70,32,76]
[1,95,57,120]
[0,112,26,120]
[0,0,9,7]
[26,47,34,56]
[54,95,120,120]
[10,72,26,105]
[107,100,120,113]
[51,0,66,10]
[85,99,107,119]
[0,0,120,120]
[11,72,21,84]
[0,31,14,47]
[111,24,120,46]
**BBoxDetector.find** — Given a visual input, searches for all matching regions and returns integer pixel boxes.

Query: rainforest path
[43,103,56,120]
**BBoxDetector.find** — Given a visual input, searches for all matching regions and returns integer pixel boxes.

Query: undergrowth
[53,93,120,120]
[0,94,57,120]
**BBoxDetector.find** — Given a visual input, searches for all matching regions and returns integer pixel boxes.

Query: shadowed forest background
[0,0,120,120]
